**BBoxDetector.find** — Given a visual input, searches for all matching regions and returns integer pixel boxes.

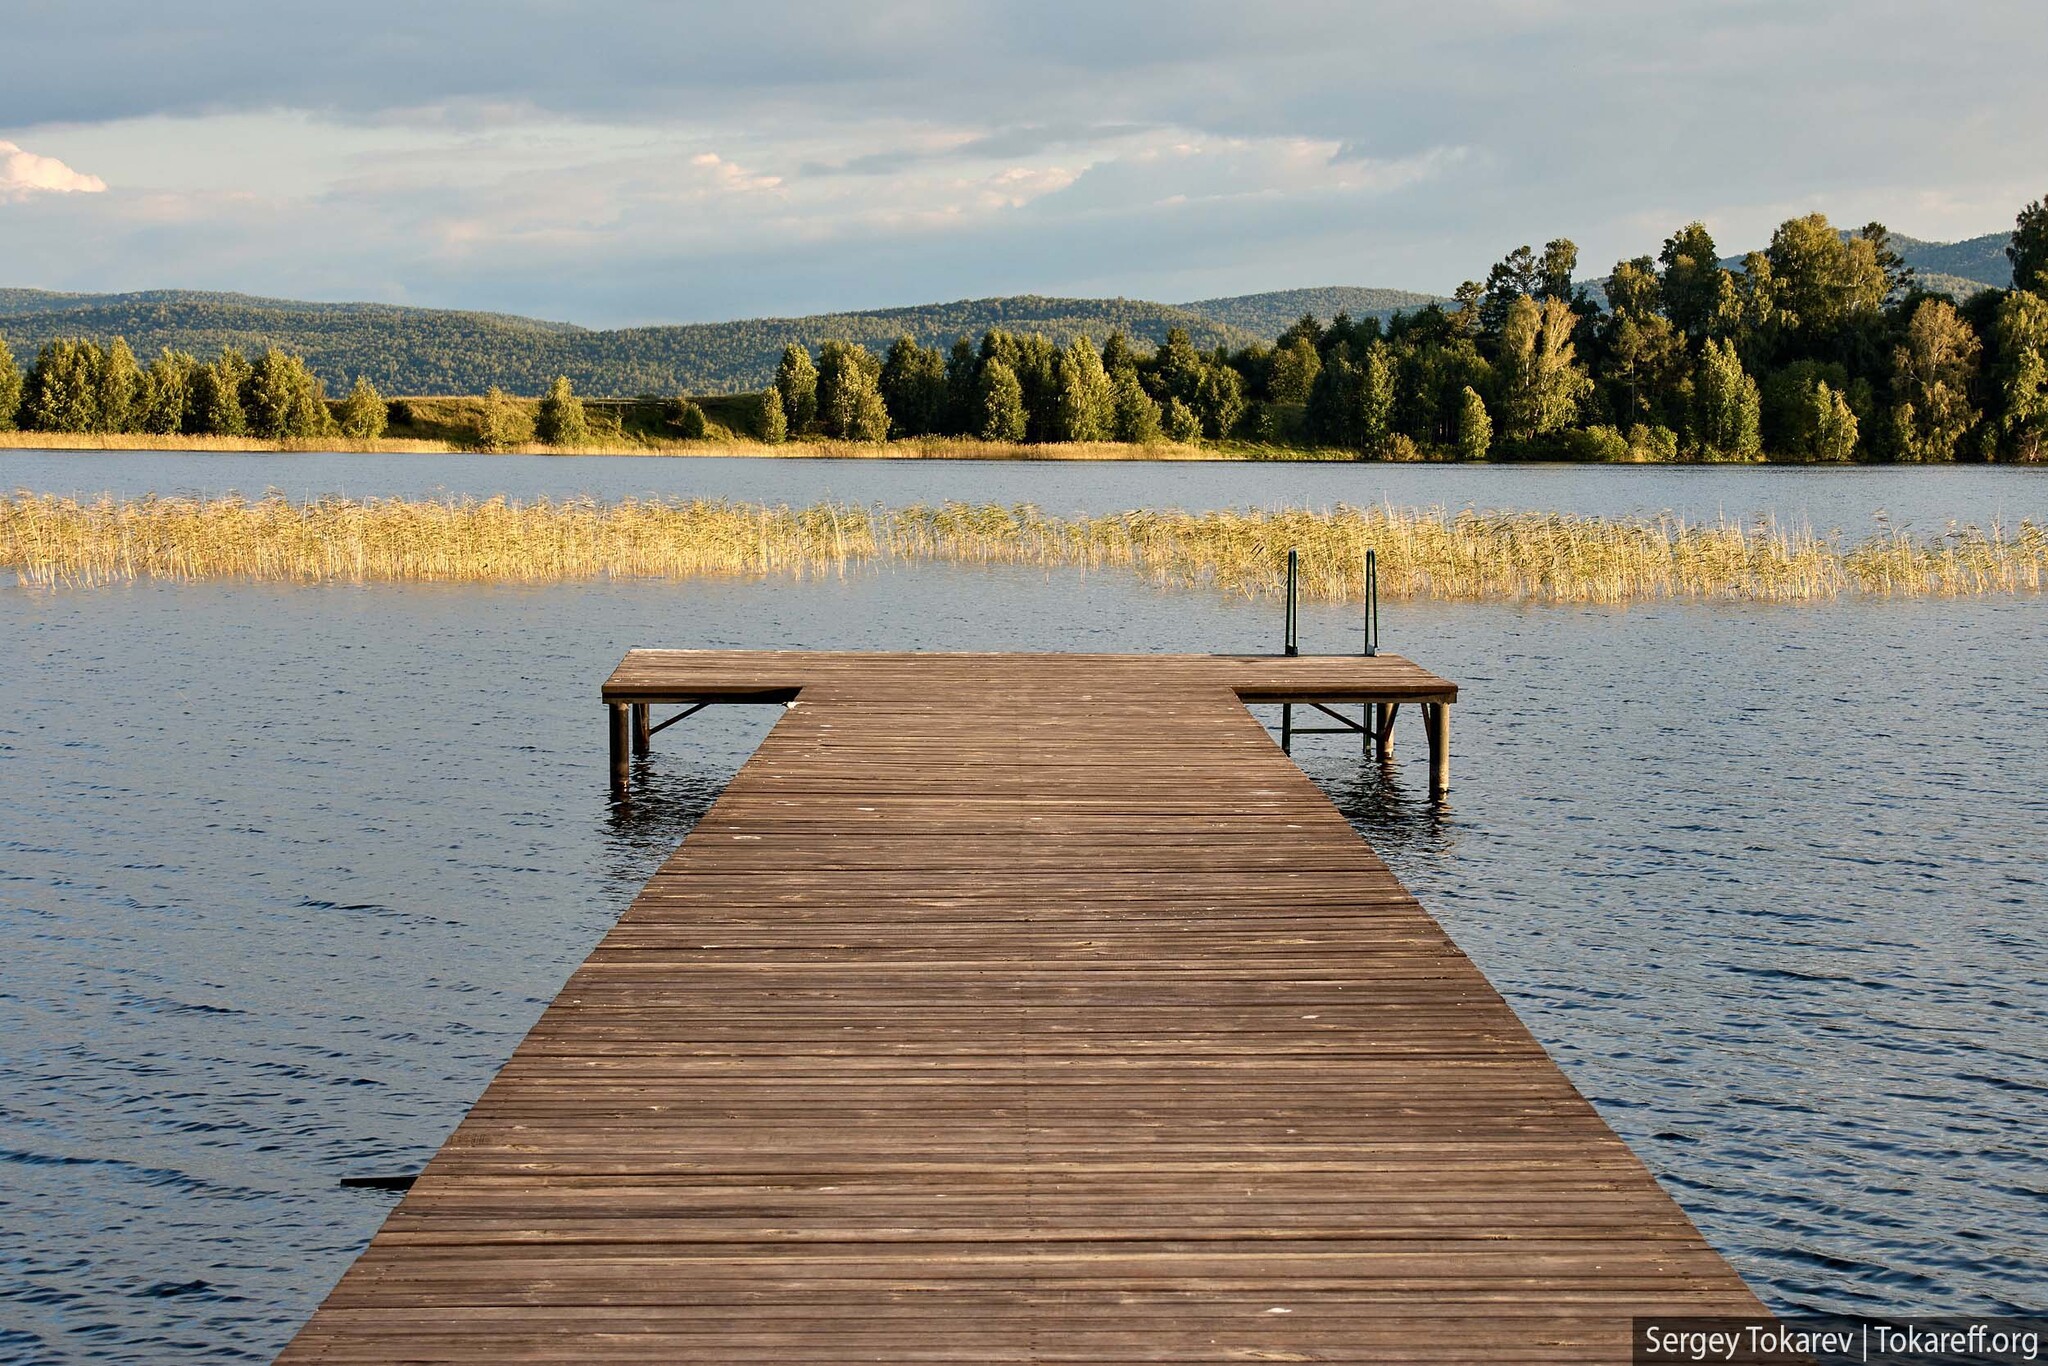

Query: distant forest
[0,292,1266,398]
[3,208,2045,461]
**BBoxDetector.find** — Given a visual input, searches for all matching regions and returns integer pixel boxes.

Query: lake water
[2,460,2045,1362]
[5,449,2047,534]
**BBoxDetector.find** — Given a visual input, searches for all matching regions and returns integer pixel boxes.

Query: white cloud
[686,152,781,194]
[0,140,107,200]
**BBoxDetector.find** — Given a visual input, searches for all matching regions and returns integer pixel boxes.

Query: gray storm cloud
[0,1,2040,323]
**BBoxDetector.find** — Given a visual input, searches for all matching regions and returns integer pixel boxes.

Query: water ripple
[1,569,2043,1360]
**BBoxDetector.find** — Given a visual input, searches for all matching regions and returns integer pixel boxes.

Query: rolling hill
[1712,231,2012,297]
[1890,231,2014,289]
[0,290,1271,398]
[0,229,2018,399]
[1175,286,1446,336]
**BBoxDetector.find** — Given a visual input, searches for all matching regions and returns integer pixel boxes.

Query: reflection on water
[602,760,735,877]
[0,567,2043,1362]
[1292,742,1455,863]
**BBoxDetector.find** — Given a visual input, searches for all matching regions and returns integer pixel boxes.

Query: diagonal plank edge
[279,652,1762,1364]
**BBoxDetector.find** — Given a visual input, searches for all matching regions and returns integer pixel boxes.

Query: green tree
[1356,340,1396,452]
[815,340,889,441]
[1194,363,1245,440]
[1858,222,1915,299]
[1390,335,1486,447]
[1762,212,1890,342]
[1161,396,1202,443]
[1449,281,1484,339]
[1657,222,1726,341]
[473,386,525,451]
[1889,298,1981,462]
[1605,256,1661,320]
[1456,385,1492,461]
[1806,381,1860,461]
[671,399,709,439]
[1497,296,1591,444]
[1537,238,1579,302]
[775,344,818,435]
[1304,345,1358,446]
[1267,336,1321,405]
[880,336,948,437]
[1692,337,1763,459]
[755,388,788,443]
[137,349,200,434]
[994,331,1060,440]
[25,339,101,432]
[193,347,251,436]
[1276,313,1323,350]
[1601,311,1685,428]
[1110,367,1161,443]
[1990,288,2048,460]
[535,375,588,446]
[943,338,980,436]
[1101,331,1139,378]
[245,346,332,439]
[0,339,24,430]
[1152,327,1205,406]
[2009,195,2048,292]
[94,337,142,433]
[979,358,1027,442]
[0,338,26,431]
[1053,336,1114,442]
[338,377,388,440]
[1480,245,1540,334]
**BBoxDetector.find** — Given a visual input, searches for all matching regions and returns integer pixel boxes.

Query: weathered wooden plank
[279,652,1758,1363]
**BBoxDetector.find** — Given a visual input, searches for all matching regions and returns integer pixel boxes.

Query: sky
[1,0,2043,328]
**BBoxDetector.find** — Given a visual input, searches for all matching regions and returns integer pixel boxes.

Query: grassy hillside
[1177,286,1444,336]
[0,290,1259,398]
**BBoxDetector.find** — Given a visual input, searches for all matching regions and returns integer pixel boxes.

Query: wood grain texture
[279,653,1760,1364]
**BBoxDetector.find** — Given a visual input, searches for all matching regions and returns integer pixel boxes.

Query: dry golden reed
[3,492,2041,603]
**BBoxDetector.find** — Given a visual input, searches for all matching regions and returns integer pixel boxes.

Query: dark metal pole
[1284,548,1300,657]
[1282,547,1297,751]
[1363,548,1379,657]
[1362,547,1379,749]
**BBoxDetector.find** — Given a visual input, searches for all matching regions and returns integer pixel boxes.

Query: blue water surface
[1,499,2044,1360]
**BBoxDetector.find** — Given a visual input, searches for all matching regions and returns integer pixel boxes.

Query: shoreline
[0,432,1247,461]
[6,432,2042,467]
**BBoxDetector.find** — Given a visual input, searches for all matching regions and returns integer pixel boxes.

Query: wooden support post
[1424,702,1450,798]
[1280,702,1292,753]
[631,703,651,756]
[1375,703,1399,763]
[608,703,631,802]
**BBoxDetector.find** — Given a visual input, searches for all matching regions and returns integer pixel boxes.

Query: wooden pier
[281,652,1762,1363]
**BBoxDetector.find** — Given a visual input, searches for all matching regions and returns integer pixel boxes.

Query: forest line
[3,200,2045,462]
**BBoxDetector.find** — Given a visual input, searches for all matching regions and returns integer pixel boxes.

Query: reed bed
[3,492,2041,603]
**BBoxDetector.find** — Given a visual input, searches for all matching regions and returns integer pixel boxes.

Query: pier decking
[281,652,1762,1363]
